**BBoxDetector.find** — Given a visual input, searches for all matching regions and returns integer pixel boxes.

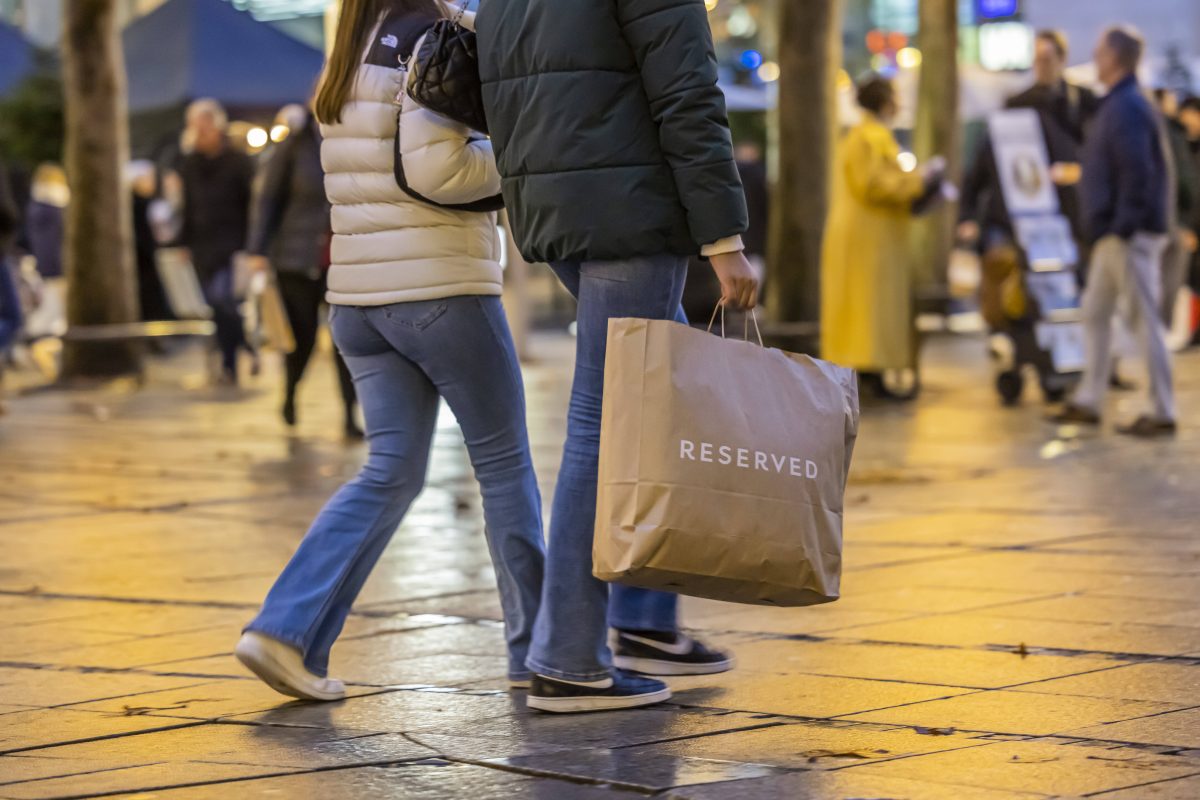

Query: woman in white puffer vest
[235,0,545,702]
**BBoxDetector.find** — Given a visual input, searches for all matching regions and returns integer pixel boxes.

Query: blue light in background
[740,50,764,70]
[978,0,1019,19]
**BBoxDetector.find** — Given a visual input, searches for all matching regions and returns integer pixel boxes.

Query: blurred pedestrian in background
[128,160,172,324]
[237,0,545,703]
[735,142,769,277]
[1011,30,1098,144]
[22,163,68,339]
[178,98,255,386]
[246,105,359,437]
[1053,27,1175,437]
[960,30,1095,252]
[822,74,944,400]
[1180,97,1200,155]
[1176,96,1200,346]
[1153,89,1200,330]
[0,158,22,414]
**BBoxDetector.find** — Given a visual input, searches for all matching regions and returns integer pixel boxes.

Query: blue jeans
[203,267,247,375]
[527,255,688,682]
[247,296,545,681]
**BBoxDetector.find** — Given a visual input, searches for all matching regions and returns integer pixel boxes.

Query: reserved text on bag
[679,439,819,479]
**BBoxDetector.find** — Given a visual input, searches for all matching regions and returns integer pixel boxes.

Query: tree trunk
[61,0,141,379]
[766,0,842,345]
[911,0,960,292]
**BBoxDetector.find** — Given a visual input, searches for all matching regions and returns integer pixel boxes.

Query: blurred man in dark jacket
[959,30,1097,249]
[1053,27,1174,437]
[178,98,255,385]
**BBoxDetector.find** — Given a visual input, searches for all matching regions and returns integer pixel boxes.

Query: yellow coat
[820,116,925,372]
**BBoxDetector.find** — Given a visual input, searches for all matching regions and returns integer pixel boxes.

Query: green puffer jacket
[476,0,748,263]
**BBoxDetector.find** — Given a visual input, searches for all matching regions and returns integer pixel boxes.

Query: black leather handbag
[407,2,489,135]
[370,10,503,213]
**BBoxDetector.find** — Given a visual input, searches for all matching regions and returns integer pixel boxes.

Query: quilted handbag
[407,2,489,134]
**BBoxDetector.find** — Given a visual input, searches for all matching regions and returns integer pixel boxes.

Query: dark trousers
[277,272,356,422]
[0,259,22,352]
[203,267,246,376]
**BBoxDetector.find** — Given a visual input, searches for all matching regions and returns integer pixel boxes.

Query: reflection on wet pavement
[0,335,1198,798]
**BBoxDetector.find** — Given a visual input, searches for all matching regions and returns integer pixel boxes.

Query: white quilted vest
[320,10,502,307]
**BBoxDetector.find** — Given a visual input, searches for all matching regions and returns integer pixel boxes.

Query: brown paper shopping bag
[593,317,860,606]
[258,276,297,354]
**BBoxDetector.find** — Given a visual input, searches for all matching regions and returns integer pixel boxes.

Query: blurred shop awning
[0,22,35,97]
[123,0,324,115]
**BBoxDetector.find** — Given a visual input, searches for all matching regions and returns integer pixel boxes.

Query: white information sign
[988,109,1059,217]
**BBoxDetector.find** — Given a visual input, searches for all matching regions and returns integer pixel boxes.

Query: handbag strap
[449,0,469,25]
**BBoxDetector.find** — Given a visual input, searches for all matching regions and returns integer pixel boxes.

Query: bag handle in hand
[706,304,764,347]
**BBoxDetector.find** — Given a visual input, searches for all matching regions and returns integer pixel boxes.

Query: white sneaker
[234,632,346,702]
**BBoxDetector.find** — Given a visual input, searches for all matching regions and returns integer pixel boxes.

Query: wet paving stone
[405,706,785,757]
[1,753,142,785]
[833,611,1200,657]
[1098,774,1200,799]
[613,718,993,771]
[970,594,1200,628]
[101,760,651,800]
[0,758,285,800]
[230,688,521,735]
[68,679,390,722]
[23,723,432,772]
[1,337,1198,797]
[327,653,509,687]
[1009,662,1200,705]
[669,770,1052,799]
[489,748,787,792]
[0,707,202,753]
[667,670,975,718]
[838,689,1189,736]
[1060,707,1200,749]
[719,636,1120,689]
[842,737,1200,797]
[0,667,208,711]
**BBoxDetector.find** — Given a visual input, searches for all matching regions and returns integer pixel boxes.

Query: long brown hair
[314,0,444,124]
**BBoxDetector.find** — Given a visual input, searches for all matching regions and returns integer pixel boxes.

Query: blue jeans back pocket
[384,302,449,331]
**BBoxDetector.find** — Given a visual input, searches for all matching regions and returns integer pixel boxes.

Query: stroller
[975,109,1087,406]
[980,216,1085,405]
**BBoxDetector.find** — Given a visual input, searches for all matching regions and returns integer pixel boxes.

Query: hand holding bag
[406,1,489,135]
[593,310,860,607]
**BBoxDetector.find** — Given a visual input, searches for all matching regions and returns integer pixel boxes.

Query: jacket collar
[1104,73,1139,99]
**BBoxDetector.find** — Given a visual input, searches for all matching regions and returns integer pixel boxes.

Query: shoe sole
[508,680,531,690]
[613,655,735,676]
[526,686,672,713]
[234,640,345,702]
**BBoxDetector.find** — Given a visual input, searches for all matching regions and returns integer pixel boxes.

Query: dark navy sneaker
[611,630,734,676]
[526,670,671,713]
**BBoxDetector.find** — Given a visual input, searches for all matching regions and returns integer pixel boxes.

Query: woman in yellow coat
[822,75,934,399]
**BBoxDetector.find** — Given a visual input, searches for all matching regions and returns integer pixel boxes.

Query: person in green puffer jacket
[478,0,759,714]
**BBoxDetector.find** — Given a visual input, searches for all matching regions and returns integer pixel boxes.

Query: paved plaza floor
[0,333,1198,799]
